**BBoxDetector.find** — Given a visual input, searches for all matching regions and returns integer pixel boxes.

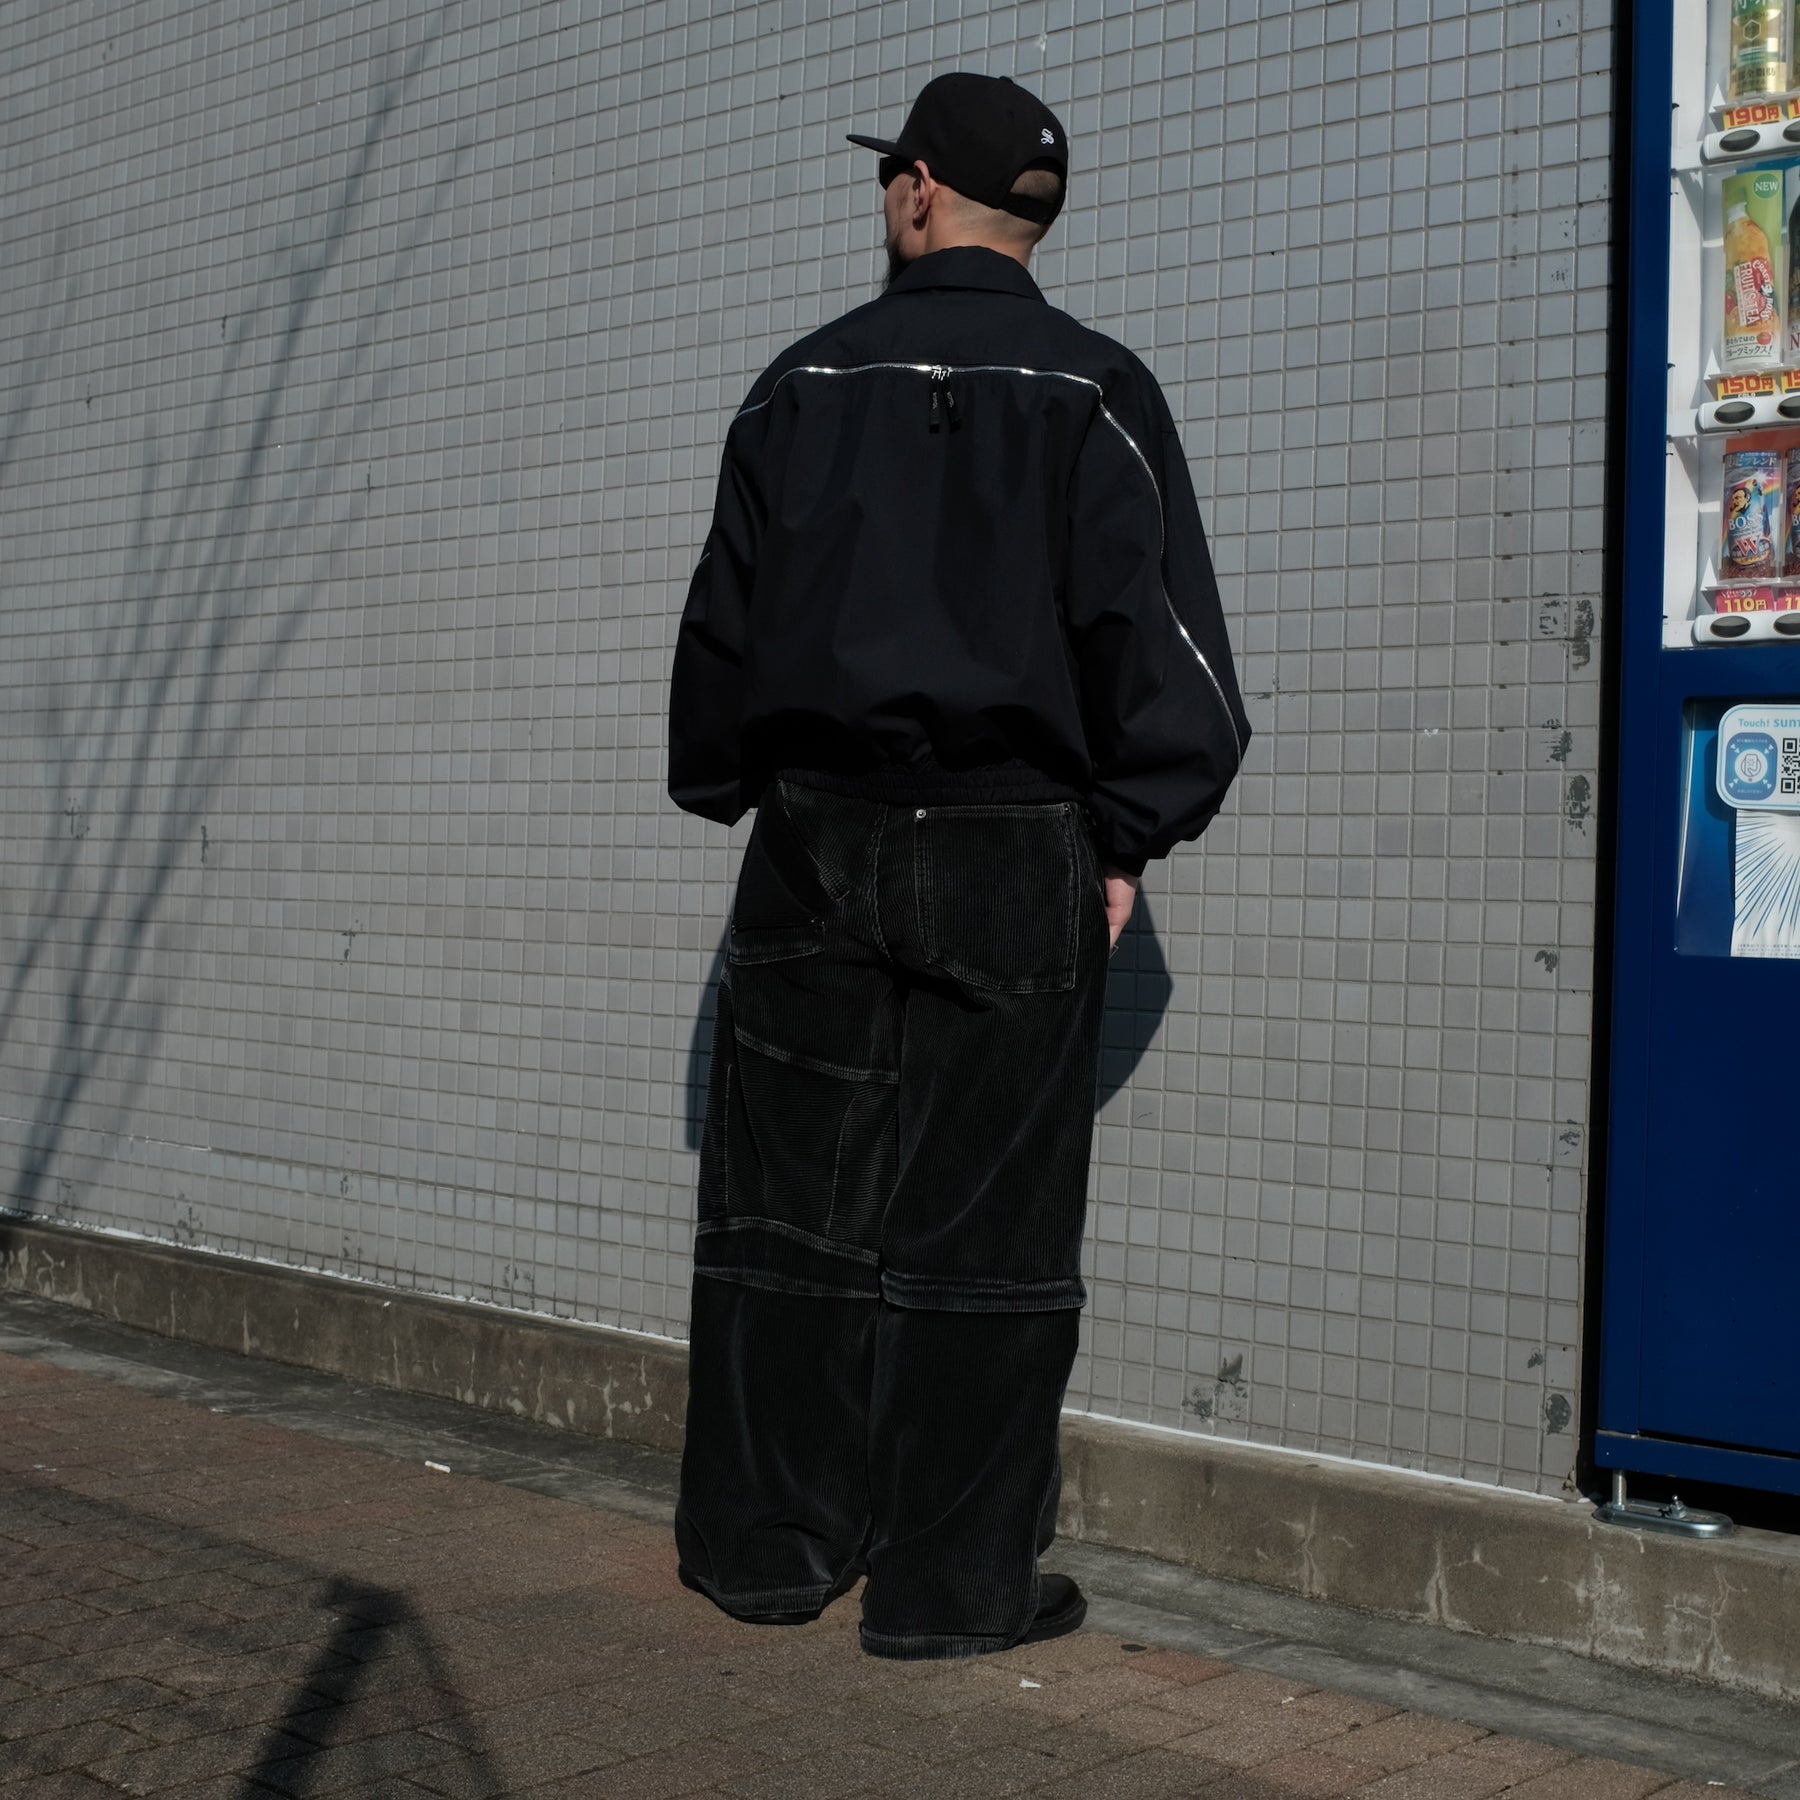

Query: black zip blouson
[668,246,1251,875]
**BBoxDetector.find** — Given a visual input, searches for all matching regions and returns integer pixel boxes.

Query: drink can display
[1723,169,1785,370]
[1723,450,1785,579]
[1784,446,1800,574]
[1729,0,1787,98]
[1785,169,1800,362]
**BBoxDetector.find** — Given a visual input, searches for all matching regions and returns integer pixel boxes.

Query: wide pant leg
[676,1278,877,1617]
[858,806,1109,1655]
[675,782,1110,1650]
[858,1306,1078,1656]
[675,784,896,1617]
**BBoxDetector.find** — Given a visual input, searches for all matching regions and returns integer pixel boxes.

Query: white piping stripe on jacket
[730,362,1244,768]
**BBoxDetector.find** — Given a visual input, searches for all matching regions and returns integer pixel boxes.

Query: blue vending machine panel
[1601,0,1800,1495]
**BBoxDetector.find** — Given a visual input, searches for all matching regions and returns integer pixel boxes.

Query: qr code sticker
[1782,733,1800,796]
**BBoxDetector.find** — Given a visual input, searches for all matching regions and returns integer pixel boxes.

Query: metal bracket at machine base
[1594,1471,1735,1539]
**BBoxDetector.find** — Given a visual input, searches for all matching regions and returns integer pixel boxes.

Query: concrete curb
[5,1215,1798,1704]
[0,1217,687,1454]
[1056,1412,1800,1704]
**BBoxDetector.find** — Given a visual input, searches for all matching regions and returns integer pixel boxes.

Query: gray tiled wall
[0,0,1608,1495]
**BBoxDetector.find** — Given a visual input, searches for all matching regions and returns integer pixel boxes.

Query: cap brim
[846,133,907,157]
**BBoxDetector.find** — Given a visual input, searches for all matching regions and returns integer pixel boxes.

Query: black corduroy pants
[676,777,1110,1659]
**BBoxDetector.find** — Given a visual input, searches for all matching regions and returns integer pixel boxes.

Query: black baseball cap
[847,73,1068,226]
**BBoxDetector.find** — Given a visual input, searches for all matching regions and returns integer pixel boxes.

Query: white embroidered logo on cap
[1040,127,1054,144]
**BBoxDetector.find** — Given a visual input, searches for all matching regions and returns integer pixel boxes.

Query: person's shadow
[682,894,1172,1149]
[1093,892,1173,1110]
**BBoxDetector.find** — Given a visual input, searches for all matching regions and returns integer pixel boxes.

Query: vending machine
[1599,0,1800,1510]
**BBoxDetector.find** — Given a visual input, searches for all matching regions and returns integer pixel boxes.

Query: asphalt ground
[1,1290,1795,1799]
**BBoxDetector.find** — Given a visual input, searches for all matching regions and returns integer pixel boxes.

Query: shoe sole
[1015,1586,1087,1647]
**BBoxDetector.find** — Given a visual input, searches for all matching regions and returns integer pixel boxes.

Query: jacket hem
[774,761,1083,809]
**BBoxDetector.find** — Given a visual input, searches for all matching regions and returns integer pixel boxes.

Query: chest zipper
[927,365,959,432]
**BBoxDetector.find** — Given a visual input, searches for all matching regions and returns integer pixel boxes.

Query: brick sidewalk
[0,1352,1749,1799]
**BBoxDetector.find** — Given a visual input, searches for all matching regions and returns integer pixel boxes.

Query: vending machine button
[1710,615,1754,637]
[1774,613,1800,636]
[1719,127,1763,152]
[1713,400,1758,425]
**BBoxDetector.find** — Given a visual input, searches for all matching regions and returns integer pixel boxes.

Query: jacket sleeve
[667,410,764,824]
[1063,371,1251,875]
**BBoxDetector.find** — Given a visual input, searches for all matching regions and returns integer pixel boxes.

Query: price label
[1719,96,1800,128]
[1713,369,1800,397]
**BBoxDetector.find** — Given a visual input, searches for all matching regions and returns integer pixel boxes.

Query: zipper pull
[928,366,957,432]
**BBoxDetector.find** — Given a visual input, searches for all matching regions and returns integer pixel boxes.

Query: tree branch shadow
[1,5,473,1221]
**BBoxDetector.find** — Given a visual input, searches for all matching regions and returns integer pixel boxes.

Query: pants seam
[697,1214,882,1267]
[731,1022,898,1085]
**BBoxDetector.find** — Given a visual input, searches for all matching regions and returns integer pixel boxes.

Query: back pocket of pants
[919,803,1078,994]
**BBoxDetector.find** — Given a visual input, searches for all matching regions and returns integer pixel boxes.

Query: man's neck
[914,228,1032,270]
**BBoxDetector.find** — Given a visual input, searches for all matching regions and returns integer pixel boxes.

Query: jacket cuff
[1100,847,1149,879]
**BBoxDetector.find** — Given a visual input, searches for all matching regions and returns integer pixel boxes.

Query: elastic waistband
[775,761,1083,809]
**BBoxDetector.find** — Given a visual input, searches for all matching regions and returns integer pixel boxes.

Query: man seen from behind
[667,71,1250,1661]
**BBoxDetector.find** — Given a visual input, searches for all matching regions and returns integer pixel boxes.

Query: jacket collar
[885,246,1044,303]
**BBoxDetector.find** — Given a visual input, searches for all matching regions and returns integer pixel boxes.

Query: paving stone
[1168,1706,1357,1768]
[1310,1709,1491,1772]
[89,1723,321,1795]
[1120,1649,1235,1687]
[0,1675,177,1741]
[1349,1750,1524,1798]
[396,1728,618,1797]
[7,1639,198,1698]
[250,1725,467,1796]
[1028,1742,1234,1798]
[1497,1757,1696,1799]
[1240,1747,1384,1797]
[714,1739,916,1800]
[1148,1666,1318,1723]
[0,1718,156,1782]
[114,1676,338,1745]
[2,1772,130,1799]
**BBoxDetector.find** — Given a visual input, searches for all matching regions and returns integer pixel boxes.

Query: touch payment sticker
[1717,704,1800,811]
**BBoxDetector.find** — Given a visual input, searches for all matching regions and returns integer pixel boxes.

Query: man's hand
[1103,866,1139,952]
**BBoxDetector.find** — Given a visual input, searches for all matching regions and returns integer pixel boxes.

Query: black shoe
[1014,1573,1086,1647]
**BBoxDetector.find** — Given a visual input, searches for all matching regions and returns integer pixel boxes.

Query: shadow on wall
[0,11,469,1218]
[682,891,1173,1151]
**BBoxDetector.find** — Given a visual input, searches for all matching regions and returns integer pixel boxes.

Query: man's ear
[909,160,937,228]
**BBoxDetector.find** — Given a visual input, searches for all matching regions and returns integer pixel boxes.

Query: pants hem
[858,1623,1020,1661]
[678,1565,834,1620]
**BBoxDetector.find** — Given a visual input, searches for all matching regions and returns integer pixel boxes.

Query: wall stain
[1565,774,1592,831]
[1568,598,1596,668]
[1533,948,1560,974]
[1185,1352,1248,1424]
[1544,1392,1573,1434]
[1533,598,1597,670]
